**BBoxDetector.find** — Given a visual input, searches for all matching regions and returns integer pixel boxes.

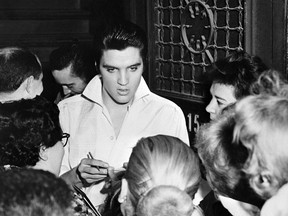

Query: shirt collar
[82,75,150,105]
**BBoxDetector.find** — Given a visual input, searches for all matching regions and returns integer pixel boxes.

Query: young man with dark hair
[58,21,189,207]
[49,43,97,102]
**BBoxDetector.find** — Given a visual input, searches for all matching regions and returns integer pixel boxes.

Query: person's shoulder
[142,93,186,117]
[148,93,181,110]
[57,94,86,109]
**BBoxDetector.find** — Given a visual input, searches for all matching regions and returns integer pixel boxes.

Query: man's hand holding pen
[76,152,109,186]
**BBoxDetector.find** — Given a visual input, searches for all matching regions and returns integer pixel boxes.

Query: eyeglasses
[61,133,70,147]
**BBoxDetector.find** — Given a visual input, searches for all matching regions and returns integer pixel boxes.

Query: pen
[87,152,100,171]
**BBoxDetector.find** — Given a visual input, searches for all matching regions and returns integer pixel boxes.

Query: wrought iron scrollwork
[181,0,214,63]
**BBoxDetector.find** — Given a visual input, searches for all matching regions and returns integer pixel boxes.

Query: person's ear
[250,171,276,198]
[39,146,48,161]
[118,178,128,203]
[25,75,35,95]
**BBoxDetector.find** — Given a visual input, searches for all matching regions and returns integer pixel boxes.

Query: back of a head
[250,69,288,97]
[234,94,288,200]
[136,185,197,216]
[0,96,62,167]
[0,47,42,92]
[205,51,268,99]
[195,108,242,193]
[195,107,264,207]
[0,168,73,216]
[125,135,201,213]
[94,20,147,66]
[49,43,97,83]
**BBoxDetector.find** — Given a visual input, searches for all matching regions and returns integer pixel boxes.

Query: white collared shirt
[58,75,189,206]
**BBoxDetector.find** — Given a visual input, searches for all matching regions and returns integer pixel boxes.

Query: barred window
[150,0,245,103]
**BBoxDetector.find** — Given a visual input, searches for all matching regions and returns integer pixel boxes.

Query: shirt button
[110,136,114,140]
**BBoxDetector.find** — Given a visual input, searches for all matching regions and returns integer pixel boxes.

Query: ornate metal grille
[152,0,245,102]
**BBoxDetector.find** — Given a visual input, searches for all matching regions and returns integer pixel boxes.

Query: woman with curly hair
[233,71,288,216]
[0,96,65,175]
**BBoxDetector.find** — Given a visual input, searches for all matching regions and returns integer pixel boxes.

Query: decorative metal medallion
[181,0,214,62]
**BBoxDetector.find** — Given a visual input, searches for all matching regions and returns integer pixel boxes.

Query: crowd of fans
[0,20,287,216]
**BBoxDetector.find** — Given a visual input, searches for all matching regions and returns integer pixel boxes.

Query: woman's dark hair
[205,51,268,99]
[0,96,62,167]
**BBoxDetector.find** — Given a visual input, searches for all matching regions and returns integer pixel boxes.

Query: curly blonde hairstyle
[233,94,288,199]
